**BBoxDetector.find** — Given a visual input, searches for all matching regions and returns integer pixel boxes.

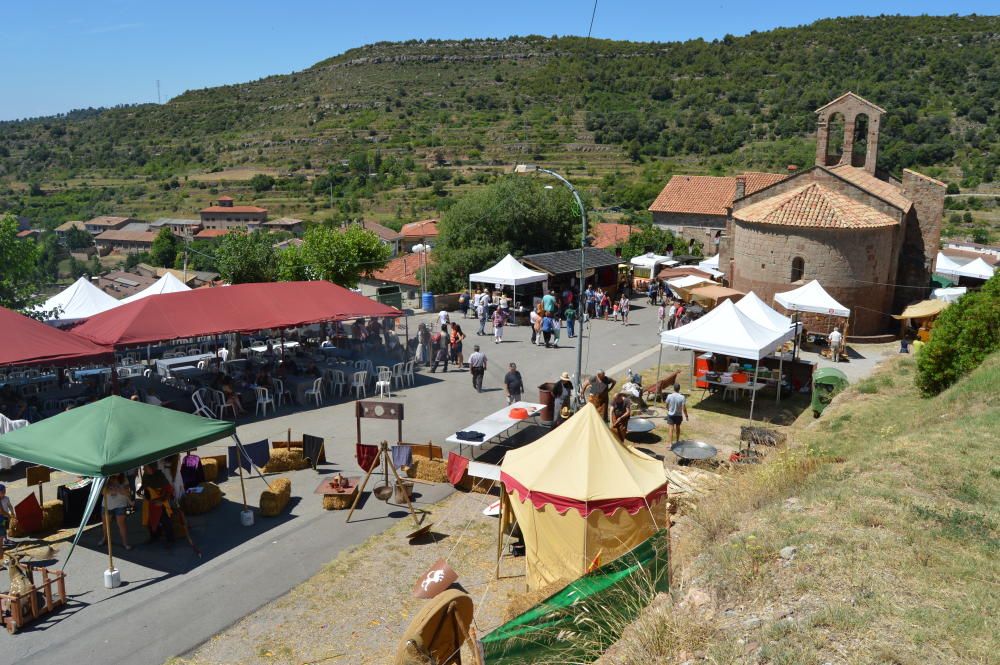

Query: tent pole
[233,436,248,511]
[103,499,115,573]
[776,351,784,404]
[749,358,760,422]
[653,343,663,405]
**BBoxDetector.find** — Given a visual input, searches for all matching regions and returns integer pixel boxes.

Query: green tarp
[0,396,234,476]
[482,530,670,665]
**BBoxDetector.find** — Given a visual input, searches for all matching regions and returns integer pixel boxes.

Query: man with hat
[551,371,575,426]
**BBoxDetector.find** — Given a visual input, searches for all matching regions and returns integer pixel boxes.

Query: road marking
[605,344,663,378]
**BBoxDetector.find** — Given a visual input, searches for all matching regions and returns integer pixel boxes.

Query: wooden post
[237,447,248,511]
[41,569,52,612]
[103,499,115,573]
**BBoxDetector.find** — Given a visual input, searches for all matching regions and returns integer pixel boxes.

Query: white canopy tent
[697,254,719,272]
[666,274,713,299]
[630,252,678,279]
[119,272,191,305]
[38,277,120,325]
[660,299,796,419]
[736,291,794,334]
[774,280,850,317]
[932,286,966,303]
[469,254,548,312]
[955,257,995,280]
[933,251,965,278]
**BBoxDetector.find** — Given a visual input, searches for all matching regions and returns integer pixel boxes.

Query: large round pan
[670,440,717,461]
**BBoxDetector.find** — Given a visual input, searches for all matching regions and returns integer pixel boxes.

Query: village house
[396,219,438,253]
[199,196,268,231]
[84,215,138,235]
[262,217,305,234]
[150,217,203,239]
[94,229,158,254]
[54,220,87,241]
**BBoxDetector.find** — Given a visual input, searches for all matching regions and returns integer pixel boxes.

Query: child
[612,303,620,322]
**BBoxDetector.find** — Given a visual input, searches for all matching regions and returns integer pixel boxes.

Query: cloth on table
[391,444,413,469]
[447,452,470,486]
[356,443,380,472]
[302,434,325,469]
[454,430,485,442]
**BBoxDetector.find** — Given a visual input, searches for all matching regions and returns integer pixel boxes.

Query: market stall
[468,254,548,314]
[774,280,850,358]
[688,285,744,309]
[36,277,120,325]
[629,252,677,291]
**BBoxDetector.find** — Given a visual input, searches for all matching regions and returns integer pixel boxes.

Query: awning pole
[749,358,760,421]
[103,499,115,573]
[776,351,784,404]
[233,435,248,511]
[653,342,664,404]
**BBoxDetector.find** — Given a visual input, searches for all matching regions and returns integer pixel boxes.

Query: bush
[916,274,1000,396]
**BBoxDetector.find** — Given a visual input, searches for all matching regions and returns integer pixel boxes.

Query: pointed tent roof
[934,251,965,278]
[660,298,795,359]
[469,254,547,287]
[0,306,111,367]
[0,396,234,477]
[500,402,667,516]
[38,277,120,322]
[735,291,794,333]
[956,257,995,280]
[698,254,719,270]
[119,271,191,305]
[774,280,850,317]
[893,299,948,320]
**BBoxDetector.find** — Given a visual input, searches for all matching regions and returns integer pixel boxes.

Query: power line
[587,0,599,38]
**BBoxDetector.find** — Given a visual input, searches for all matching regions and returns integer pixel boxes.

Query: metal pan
[670,440,717,461]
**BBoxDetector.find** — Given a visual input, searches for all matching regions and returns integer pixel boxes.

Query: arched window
[826,112,845,165]
[851,113,869,167]
[791,257,805,282]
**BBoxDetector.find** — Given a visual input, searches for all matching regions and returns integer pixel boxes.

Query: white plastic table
[446,401,544,458]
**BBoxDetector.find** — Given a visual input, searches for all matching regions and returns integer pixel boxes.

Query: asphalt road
[0,302,683,665]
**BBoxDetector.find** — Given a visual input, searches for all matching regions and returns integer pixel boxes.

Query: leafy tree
[65,225,94,250]
[276,244,309,281]
[149,227,180,267]
[297,225,390,286]
[916,273,1000,396]
[0,214,43,311]
[250,174,275,192]
[946,182,960,195]
[428,176,582,292]
[614,225,676,263]
[215,231,278,284]
[123,251,148,271]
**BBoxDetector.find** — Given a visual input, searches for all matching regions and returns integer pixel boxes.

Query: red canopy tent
[69,281,402,348]
[0,306,112,367]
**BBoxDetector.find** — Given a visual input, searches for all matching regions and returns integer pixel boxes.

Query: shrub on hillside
[916,273,1000,396]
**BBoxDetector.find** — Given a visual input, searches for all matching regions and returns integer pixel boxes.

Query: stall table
[445,401,544,458]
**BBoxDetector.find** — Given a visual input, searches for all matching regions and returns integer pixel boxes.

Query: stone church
[715,92,945,336]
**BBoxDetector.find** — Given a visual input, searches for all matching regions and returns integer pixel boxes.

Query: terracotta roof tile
[371,253,426,286]
[94,230,158,242]
[649,172,787,216]
[195,229,232,239]
[55,220,86,232]
[87,216,132,227]
[734,182,899,229]
[399,219,439,238]
[200,205,268,213]
[827,165,912,211]
[589,223,634,249]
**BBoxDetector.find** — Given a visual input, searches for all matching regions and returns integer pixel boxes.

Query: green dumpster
[811,367,849,417]
[375,285,402,309]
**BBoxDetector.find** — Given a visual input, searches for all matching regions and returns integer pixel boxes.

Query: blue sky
[1,1,995,121]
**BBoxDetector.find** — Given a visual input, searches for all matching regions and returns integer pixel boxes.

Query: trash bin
[421,292,435,312]
[537,382,555,425]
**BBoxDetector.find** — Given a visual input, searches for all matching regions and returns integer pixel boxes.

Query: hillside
[603,352,999,664]
[1,14,999,239]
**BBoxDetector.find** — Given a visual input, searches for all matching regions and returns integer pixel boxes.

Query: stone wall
[897,169,945,308]
[652,211,724,251]
[730,221,898,335]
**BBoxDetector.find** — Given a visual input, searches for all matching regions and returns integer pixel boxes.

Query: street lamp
[514,164,588,399]
[412,243,431,296]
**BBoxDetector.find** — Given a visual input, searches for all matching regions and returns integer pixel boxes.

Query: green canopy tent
[811,367,849,417]
[0,397,262,579]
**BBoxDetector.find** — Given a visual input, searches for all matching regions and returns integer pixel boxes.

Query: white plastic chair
[351,371,368,399]
[304,377,324,407]
[192,389,215,418]
[213,389,238,420]
[375,369,393,398]
[254,386,275,416]
[404,360,415,386]
[272,378,291,406]
[325,369,347,397]
[391,362,405,389]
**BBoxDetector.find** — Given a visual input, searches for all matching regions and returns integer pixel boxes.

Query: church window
[791,257,805,282]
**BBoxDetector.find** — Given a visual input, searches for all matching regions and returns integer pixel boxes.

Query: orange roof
[195,229,232,239]
[200,205,267,214]
[16,229,36,238]
[649,172,787,216]
[590,223,634,249]
[399,219,439,238]
[734,182,898,229]
[827,165,912,211]
[371,253,427,286]
[217,196,234,201]
[87,215,132,227]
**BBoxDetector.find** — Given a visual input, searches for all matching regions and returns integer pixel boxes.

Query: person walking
[438,309,450,334]
[430,331,449,373]
[829,327,843,362]
[581,370,616,422]
[552,371,575,426]
[619,295,630,326]
[529,306,541,345]
[564,303,576,338]
[541,311,556,348]
[468,345,487,393]
[476,299,488,336]
[503,362,523,404]
[647,280,657,306]
[665,383,689,444]
[552,312,561,348]
[459,290,470,319]
[657,302,667,332]
[610,393,631,442]
[450,323,466,369]
[585,286,597,321]
[542,290,557,315]
[492,307,507,343]
[667,301,677,330]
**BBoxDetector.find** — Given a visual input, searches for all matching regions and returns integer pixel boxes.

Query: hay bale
[503,580,568,621]
[179,482,223,515]
[259,477,292,517]
[408,454,448,484]
[40,500,64,532]
[202,458,219,482]
[263,448,310,473]
[322,492,357,511]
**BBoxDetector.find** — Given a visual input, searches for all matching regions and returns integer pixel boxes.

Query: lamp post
[514,164,588,401]
[412,243,431,296]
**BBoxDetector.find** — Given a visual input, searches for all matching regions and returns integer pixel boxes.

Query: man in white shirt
[665,384,688,443]
[467,345,487,393]
[438,310,450,333]
[667,302,677,330]
[829,327,843,362]
[217,346,229,362]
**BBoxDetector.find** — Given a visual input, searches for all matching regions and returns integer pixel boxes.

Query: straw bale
[40,500,64,532]
[322,492,357,511]
[179,482,223,515]
[202,458,219,482]
[503,580,568,621]
[263,448,310,473]
[260,477,292,517]
[408,454,448,484]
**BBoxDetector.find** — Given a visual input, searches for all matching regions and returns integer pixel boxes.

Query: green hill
[2,14,999,233]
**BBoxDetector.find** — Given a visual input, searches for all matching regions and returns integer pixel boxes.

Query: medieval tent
[499,403,668,590]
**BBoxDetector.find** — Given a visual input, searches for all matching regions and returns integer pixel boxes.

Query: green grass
[607,354,1000,664]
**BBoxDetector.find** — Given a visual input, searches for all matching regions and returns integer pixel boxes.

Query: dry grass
[604,353,1000,664]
